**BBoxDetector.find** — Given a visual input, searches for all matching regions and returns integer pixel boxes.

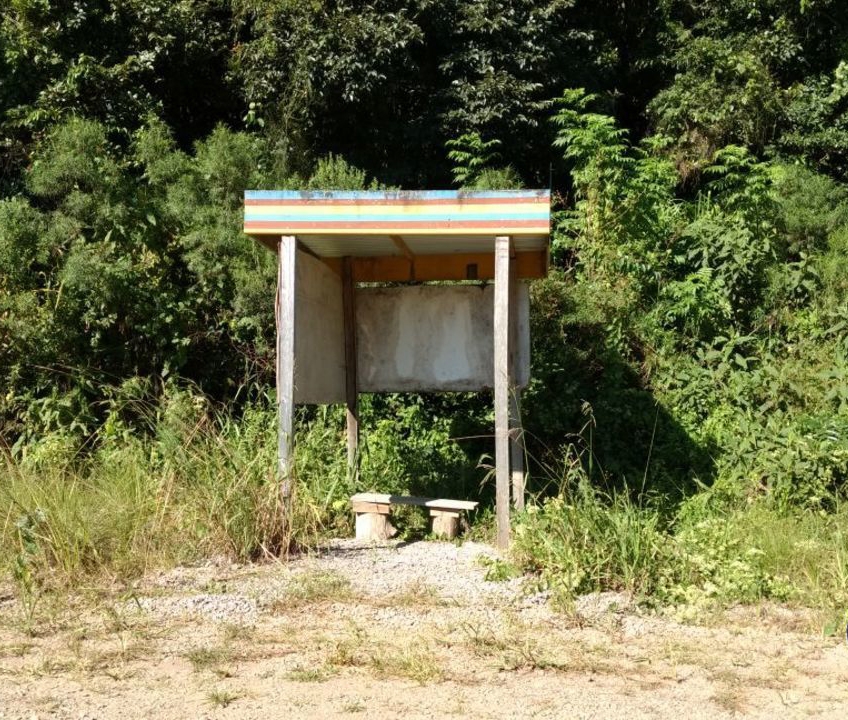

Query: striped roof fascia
[245,190,549,201]
[243,190,551,239]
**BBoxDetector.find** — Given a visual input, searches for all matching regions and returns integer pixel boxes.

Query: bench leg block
[356,512,397,541]
[430,514,459,540]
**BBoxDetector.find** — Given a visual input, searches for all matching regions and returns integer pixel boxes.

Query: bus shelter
[243,190,551,548]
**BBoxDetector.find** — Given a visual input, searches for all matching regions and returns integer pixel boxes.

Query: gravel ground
[134,539,549,625]
[1,538,847,720]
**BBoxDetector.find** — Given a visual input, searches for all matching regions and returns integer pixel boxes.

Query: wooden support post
[276,236,297,508]
[494,235,512,550]
[389,234,416,281]
[342,256,359,474]
[509,257,526,511]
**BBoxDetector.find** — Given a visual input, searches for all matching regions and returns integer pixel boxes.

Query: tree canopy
[3,0,848,509]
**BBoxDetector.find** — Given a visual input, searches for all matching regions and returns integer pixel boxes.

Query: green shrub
[511,478,848,614]
[512,480,669,599]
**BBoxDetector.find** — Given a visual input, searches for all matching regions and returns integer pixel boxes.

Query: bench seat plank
[351,500,392,514]
[350,492,478,512]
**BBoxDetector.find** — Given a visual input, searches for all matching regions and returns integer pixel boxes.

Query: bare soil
[1,539,846,719]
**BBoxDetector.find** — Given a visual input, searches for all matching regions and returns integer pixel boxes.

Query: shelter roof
[243,189,551,281]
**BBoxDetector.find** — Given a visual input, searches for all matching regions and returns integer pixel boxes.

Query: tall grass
[511,473,848,627]
[512,480,668,598]
[1,389,352,589]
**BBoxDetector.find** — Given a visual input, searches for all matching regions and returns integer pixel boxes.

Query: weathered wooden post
[494,235,512,549]
[276,235,297,513]
[509,255,526,511]
[342,256,359,475]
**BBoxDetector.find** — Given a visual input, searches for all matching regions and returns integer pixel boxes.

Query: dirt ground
[1,539,846,719]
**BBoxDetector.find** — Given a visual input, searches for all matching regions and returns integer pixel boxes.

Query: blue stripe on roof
[244,212,549,223]
[244,189,550,201]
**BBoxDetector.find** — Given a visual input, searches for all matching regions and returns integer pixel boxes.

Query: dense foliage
[3,1,848,607]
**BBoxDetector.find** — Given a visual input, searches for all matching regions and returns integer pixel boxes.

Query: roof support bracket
[390,234,416,281]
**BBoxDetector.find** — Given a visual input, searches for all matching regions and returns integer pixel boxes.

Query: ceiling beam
[321,250,547,283]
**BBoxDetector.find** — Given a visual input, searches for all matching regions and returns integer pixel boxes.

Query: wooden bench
[350,493,478,541]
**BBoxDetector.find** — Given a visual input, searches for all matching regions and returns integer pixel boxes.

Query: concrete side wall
[294,251,346,404]
[356,284,529,393]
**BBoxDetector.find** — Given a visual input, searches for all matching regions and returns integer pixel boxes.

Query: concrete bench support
[351,493,477,541]
[355,512,396,541]
[430,510,460,539]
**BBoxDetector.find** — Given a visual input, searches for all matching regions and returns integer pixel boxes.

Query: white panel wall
[355,284,529,393]
[292,261,531,402]
[293,251,346,404]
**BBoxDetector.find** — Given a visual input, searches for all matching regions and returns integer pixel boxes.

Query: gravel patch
[126,539,550,626]
[131,593,259,624]
[298,539,526,603]
[574,590,633,620]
